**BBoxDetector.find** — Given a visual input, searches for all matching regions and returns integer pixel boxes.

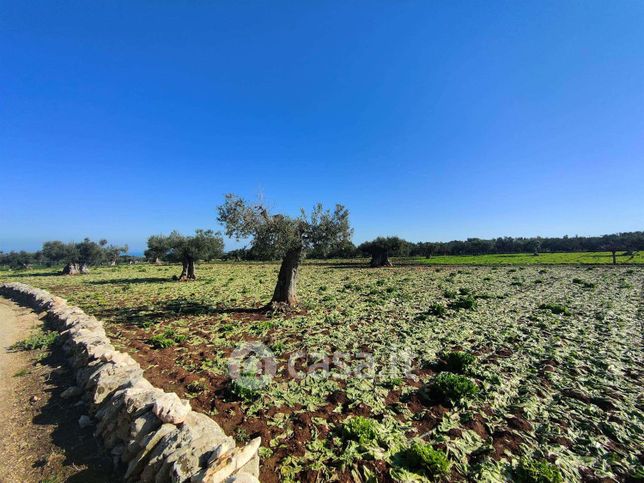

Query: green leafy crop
[442,351,475,373]
[342,416,380,445]
[400,442,451,478]
[425,372,479,404]
[148,328,187,348]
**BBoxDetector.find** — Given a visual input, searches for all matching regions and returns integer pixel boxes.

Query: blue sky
[1,1,643,253]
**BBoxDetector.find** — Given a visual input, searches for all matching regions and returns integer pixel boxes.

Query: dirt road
[0,297,116,482]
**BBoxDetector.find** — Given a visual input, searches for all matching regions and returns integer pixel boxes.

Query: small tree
[0,250,37,269]
[415,242,437,259]
[42,238,126,274]
[359,236,409,267]
[146,229,224,280]
[144,235,171,264]
[217,194,352,306]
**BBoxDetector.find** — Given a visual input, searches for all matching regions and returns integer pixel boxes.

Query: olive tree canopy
[145,229,224,280]
[41,238,127,274]
[359,236,410,267]
[217,194,352,306]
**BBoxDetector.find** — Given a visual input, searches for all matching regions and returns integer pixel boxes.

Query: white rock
[152,393,191,425]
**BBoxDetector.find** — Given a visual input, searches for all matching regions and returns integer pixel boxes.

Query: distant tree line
[221,231,644,265]
[0,238,128,273]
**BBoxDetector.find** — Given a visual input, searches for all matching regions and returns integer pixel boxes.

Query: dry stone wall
[0,282,261,483]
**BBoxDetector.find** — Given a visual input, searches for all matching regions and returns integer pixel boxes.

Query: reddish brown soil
[105,310,534,481]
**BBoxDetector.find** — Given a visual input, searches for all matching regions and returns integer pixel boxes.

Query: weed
[234,427,251,444]
[427,303,447,317]
[441,351,475,373]
[399,442,450,478]
[148,328,187,348]
[424,373,478,404]
[514,457,563,483]
[539,303,571,316]
[13,368,29,377]
[572,278,595,289]
[443,289,458,299]
[11,329,58,351]
[230,374,271,402]
[449,296,477,311]
[270,340,286,355]
[186,380,206,393]
[342,416,380,445]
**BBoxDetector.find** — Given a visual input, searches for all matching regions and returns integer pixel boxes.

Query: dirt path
[0,297,116,483]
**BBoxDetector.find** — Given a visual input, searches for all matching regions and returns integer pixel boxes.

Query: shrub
[514,457,563,483]
[11,330,58,351]
[449,296,477,311]
[400,442,450,478]
[425,373,478,404]
[442,351,475,373]
[342,416,380,445]
[427,303,446,317]
[539,303,571,316]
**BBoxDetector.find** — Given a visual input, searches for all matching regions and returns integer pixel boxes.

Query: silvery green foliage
[217,193,352,260]
[145,229,224,262]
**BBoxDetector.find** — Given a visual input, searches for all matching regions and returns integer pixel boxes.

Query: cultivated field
[2,261,642,482]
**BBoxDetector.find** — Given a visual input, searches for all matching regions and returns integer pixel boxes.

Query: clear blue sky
[2,1,643,253]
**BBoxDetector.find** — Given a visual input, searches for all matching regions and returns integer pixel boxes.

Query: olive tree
[217,194,352,306]
[359,236,409,267]
[42,238,125,274]
[146,229,224,280]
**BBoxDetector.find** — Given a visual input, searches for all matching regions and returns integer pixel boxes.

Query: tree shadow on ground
[312,260,431,269]
[84,277,173,285]
[6,271,61,278]
[94,299,268,326]
[30,347,121,483]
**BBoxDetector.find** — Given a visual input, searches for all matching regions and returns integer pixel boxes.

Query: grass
[11,329,58,351]
[411,250,644,265]
[2,261,642,481]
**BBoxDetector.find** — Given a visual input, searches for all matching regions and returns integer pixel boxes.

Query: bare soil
[0,297,116,483]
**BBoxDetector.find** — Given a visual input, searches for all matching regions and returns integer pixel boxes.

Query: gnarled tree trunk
[63,262,89,275]
[370,251,392,267]
[62,262,80,275]
[271,248,302,306]
[611,250,617,265]
[187,258,196,279]
[178,257,196,281]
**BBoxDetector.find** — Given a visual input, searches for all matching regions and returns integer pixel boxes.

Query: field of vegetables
[2,261,642,482]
